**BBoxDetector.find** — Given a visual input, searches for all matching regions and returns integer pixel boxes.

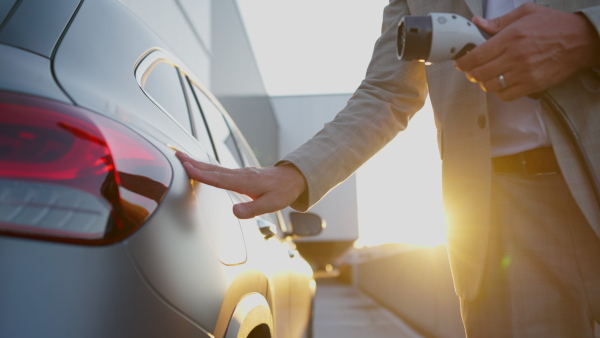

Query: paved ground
[313,278,424,338]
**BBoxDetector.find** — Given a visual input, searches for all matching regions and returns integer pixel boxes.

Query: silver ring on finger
[498,74,507,89]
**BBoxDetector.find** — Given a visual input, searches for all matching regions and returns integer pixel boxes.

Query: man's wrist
[275,161,309,210]
[280,163,307,193]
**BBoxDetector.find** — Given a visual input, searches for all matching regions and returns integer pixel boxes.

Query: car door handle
[256,219,276,239]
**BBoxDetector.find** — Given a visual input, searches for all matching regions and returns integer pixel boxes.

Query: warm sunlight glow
[356,98,447,247]
[237,1,446,247]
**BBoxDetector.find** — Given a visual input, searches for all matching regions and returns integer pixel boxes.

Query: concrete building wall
[271,94,359,243]
[209,0,279,166]
[120,0,361,263]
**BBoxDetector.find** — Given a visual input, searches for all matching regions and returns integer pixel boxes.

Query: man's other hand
[176,151,307,219]
[455,3,600,101]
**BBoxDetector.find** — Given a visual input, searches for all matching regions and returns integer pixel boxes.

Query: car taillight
[0,92,172,245]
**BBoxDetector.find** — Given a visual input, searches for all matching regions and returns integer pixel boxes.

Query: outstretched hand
[176,151,307,219]
[455,3,600,101]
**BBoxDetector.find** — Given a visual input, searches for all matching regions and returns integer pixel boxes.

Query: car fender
[224,293,273,338]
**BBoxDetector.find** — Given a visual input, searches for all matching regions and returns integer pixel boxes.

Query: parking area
[313,278,424,338]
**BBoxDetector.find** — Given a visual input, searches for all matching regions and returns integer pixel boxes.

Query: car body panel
[0,237,210,338]
[0,0,316,336]
[0,44,70,103]
[124,148,247,331]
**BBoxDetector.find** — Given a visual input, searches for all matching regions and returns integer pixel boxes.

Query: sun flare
[356,98,447,248]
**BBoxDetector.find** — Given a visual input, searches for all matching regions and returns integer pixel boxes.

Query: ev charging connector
[397,13,489,63]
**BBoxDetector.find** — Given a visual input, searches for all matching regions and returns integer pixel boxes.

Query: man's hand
[176,151,307,219]
[455,3,600,101]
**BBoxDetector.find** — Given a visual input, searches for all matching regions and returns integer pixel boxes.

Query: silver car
[0,0,323,337]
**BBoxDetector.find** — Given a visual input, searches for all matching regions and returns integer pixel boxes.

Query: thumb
[471,16,500,35]
[472,5,530,35]
[233,198,275,219]
[232,193,289,219]
[233,202,257,219]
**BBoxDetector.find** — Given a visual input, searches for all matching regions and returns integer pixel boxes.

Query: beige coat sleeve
[279,0,428,211]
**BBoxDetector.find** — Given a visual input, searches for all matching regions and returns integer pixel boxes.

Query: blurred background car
[0,0,324,337]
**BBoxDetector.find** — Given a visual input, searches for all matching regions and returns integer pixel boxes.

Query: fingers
[175,151,307,219]
[233,185,300,219]
[454,36,505,76]
[177,152,272,219]
[477,69,514,92]
[464,52,511,86]
[233,195,282,219]
[176,151,229,173]
[182,161,223,187]
[182,161,259,196]
[462,54,536,101]
[454,4,557,101]
[454,17,503,72]
[455,4,535,73]
[234,200,271,220]
[233,203,253,219]
[461,51,514,99]
[471,16,496,35]
[478,74,507,93]
[485,3,534,32]
[176,151,246,190]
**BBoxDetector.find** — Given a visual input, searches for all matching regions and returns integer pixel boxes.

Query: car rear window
[0,0,17,25]
[192,85,244,169]
[0,0,82,57]
[142,61,193,134]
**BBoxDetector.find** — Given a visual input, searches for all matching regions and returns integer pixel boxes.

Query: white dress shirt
[484,0,552,157]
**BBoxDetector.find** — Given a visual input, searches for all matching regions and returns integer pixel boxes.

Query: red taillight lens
[0,92,172,244]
